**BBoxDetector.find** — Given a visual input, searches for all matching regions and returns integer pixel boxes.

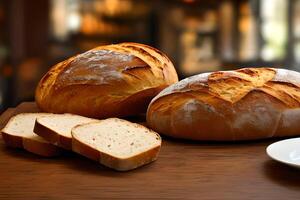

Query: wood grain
[0,102,300,200]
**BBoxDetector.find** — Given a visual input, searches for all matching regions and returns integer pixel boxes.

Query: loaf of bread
[34,114,97,150]
[1,113,61,156]
[72,118,161,171]
[35,42,178,118]
[147,68,300,141]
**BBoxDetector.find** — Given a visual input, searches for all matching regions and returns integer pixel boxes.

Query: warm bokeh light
[1,0,300,110]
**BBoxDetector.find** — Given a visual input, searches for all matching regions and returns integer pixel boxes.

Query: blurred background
[0,0,299,111]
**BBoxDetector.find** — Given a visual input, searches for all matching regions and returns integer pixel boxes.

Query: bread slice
[72,118,161,171]
[34,114,97,150]
[1,113,61,157]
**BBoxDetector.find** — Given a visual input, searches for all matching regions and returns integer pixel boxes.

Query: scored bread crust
[35,42,178,118]
[147,68,300,141]
[1,113,61,157]
[71,119,161,171]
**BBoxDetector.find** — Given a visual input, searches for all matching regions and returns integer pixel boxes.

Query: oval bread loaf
[147,68,300,141]
[36,42,178,118]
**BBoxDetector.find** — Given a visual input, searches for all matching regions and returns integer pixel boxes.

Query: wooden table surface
[0,102,300,200]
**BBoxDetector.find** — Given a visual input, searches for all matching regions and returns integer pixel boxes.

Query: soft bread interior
[72,118,161,159]
[37,114,97,138]
[2,113,53,143]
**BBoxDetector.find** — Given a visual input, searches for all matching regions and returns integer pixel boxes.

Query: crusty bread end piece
[34,114,97,150]
[1,113,61,157]
[72,118,161,171]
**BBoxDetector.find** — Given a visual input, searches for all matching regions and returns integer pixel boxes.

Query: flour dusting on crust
[150,68,300,106]
[149,72,210,105]
[272,68,300,86]
[73,49,134,64]
[57,49,135,85]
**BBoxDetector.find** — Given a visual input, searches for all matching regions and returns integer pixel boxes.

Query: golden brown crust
[260,82,300,107]
[22,137,61,157]
[207,68,276,103]
[99,145,160,171]
[1,131,61,156]
[72,136,100,162]
[33,120,72,150]
[1,132,23,148]
[147,68,300,141]
[35,43,178,118]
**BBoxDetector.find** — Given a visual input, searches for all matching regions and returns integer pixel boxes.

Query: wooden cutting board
[0,102,299,200]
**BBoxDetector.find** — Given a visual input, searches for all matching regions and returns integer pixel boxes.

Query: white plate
[266,138,300,168]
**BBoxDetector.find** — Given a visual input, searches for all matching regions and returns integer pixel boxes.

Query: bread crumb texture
[2,113,53,143]
[72,118,161,159]
[37,114,97,138]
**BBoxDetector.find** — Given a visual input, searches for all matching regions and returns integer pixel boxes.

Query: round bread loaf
[35,43,178,118]
[147,68,300,141]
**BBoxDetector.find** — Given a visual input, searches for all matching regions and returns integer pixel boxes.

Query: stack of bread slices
[1,113,161,171]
